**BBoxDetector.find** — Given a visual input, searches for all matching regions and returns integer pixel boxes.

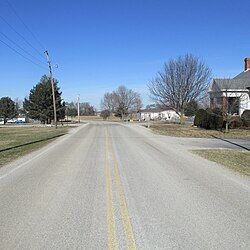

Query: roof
[212,78,250,90]
[139,108,174,113]
[211,68,250,91]
[234,69,250,80]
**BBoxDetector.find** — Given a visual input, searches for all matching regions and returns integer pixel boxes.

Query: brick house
[209,58,250,116]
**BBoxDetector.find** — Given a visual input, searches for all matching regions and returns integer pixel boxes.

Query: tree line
[1,53,213,124]
[0,75,96,124]
[65,102,95,119]
[99,54,211,121]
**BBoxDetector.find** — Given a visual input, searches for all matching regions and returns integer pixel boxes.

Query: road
[0,122,249,249]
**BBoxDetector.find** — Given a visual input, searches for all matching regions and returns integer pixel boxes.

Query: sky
[0,0,249,109]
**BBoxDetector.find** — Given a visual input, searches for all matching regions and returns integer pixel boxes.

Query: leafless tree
[80,102,95,116]
[148,54,211,123]
[101,85,142,119]
[114,86,142,111]
[101,92,116,112]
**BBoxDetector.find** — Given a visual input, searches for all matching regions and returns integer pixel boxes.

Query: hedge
[241,110,250,127]
[194,108,223,130]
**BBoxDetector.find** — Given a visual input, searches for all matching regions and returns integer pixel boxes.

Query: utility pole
[44,50,57,128]
[77,94,80,123]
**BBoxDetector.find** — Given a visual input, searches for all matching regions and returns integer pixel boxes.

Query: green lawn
[193,149,250,176]
[149,123,250,139]
[0,126,69,167]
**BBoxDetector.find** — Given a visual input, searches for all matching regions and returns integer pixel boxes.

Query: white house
[209,58,250,116]
[138,108,180,121]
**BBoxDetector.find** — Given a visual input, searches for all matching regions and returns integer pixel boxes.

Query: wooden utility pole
[77,94,80,123]
[44,50,57,128]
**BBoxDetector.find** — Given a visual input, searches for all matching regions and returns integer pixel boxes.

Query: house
[209,58,250,116]
[138,108,179,121]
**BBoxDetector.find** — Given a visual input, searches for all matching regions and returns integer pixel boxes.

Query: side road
[130,123,250,151]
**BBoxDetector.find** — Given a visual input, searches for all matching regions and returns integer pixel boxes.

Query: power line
[5,0,46,51]
[0,15,45,60]
[0,31,47,65]
[0,38,47,70]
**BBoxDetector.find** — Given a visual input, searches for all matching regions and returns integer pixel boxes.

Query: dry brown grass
[193,149,250,176]
[149,123,250,139]
[0,126,69,167]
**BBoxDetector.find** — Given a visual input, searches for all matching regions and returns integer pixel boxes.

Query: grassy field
[0,126,69,167]
[193,149,250,176]
[149,123,250,139]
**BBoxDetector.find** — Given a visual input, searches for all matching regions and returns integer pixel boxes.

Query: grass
[149,123,250,139]
[0,126,69,167]
[193,149,250,176]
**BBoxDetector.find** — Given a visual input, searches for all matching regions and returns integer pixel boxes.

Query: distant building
[6,117,26,124]
[209,58,250,116]
[137,108,179,121]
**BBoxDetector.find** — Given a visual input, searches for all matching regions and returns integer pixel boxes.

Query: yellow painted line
[105,129,118,250]
[107,130,137,250]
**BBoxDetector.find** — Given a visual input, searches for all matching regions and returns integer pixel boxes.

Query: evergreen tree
[185,100,199,116]
[0,97,17,124]
[24,75,65,124]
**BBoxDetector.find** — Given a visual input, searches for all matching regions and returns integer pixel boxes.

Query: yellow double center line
[105,128,136,250]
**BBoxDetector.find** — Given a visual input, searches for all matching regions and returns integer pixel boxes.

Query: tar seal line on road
[105,129,118,249]
[105,127,137,250]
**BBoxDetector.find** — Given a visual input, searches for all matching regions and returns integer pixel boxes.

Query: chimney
[244,58,250,71]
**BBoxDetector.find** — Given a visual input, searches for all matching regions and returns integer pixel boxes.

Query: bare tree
[101,86,142,119]
[65,102,78,120]
[80,102,95,116]
[114,85,142,110]
[100,110,110,120]
[101,92,116,112]
[148,54,211,123]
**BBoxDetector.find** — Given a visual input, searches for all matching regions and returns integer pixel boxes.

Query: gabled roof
[212,78,250,90]
[233,70,250,80]
[211,68,250,91]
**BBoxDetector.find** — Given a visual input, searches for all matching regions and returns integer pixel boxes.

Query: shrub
[209,108,223,130]
[241,110,250,127]
[229,116,243,129]
[194,108,223,130]
[201,109,211,129]
[100,110,110,120]
[185,100,198,116]
[194,109,207,127]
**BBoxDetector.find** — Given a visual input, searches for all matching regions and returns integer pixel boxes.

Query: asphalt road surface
[0,122,249,249]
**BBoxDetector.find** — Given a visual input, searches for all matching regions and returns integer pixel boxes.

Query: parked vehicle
[6,117,26,124]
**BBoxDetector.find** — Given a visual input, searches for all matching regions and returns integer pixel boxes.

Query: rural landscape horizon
[0,0,249,249]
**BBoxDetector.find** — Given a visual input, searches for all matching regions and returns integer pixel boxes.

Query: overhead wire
[5,0,46,51]
[0,38,47,70]
[0,15,46,60]
[0,31,47,65]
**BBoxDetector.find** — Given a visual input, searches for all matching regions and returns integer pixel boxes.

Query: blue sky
[0,0,249,109]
